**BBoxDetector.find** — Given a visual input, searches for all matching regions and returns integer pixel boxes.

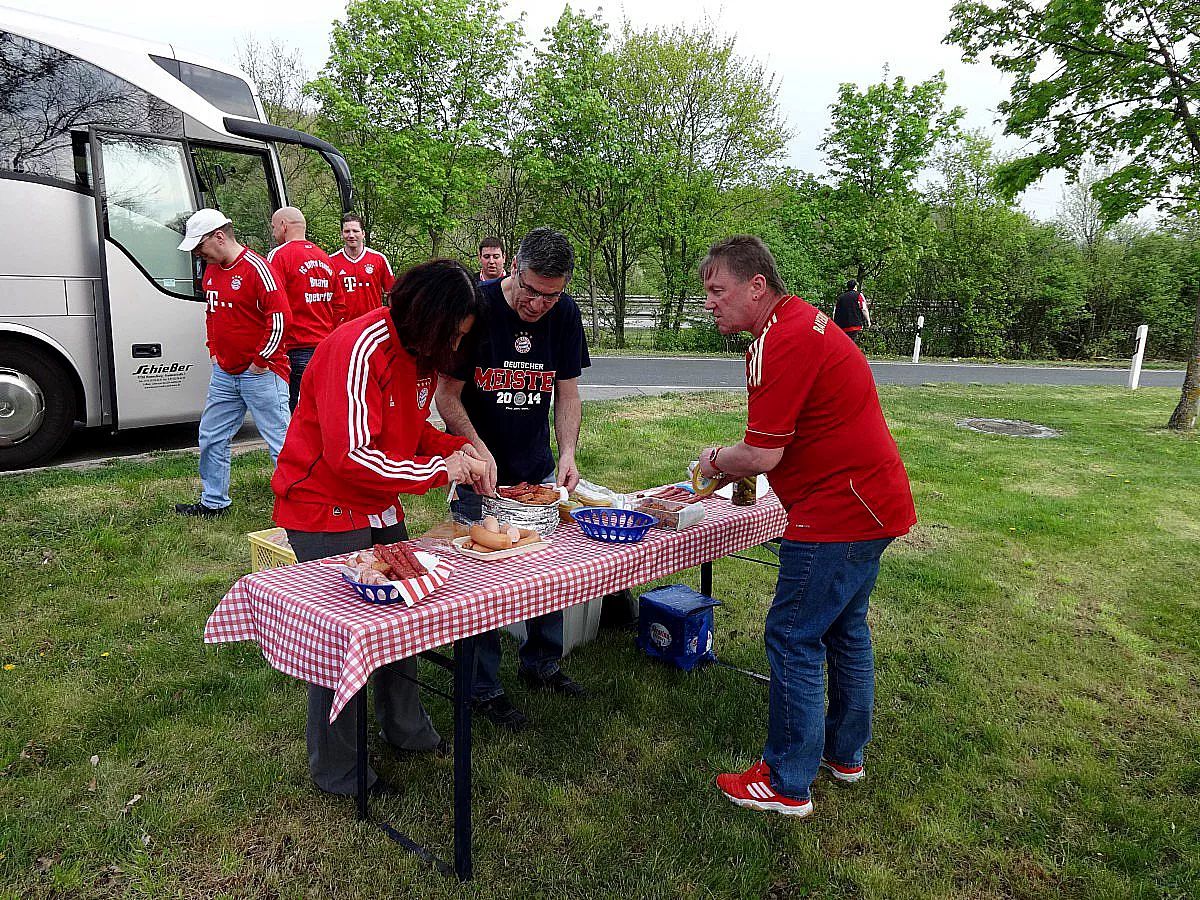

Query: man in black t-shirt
[436,227,590,729]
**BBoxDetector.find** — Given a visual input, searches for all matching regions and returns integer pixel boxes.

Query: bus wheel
[0,344,76,470]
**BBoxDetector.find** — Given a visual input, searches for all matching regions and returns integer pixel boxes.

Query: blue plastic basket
[341,572,405,605]
[571,507,656,543]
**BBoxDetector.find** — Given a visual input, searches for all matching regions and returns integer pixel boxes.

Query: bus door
[88,128,209,429]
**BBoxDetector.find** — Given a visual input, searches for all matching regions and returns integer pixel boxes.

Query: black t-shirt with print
[453,279,590,485]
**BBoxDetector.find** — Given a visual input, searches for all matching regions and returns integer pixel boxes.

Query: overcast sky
[11,0,1064,218]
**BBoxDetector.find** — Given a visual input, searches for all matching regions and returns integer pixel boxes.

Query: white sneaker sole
[820,760,865,782]
[720,791,814,818]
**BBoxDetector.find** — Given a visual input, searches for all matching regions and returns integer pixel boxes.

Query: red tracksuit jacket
[272,308,468,532]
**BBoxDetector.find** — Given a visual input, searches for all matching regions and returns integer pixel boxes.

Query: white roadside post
[1128,324,1149,390]
[912,315,925,364]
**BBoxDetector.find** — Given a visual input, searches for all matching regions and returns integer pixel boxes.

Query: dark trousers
[286,346,316,413]
[287,522,441,794]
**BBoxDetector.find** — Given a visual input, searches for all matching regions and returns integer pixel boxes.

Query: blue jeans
[198,364,290,509]
[763,537,893,801]
[471,612,564,701]
[450,479,564,700]
[287,346,315,413]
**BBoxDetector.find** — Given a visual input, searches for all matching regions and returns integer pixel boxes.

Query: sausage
[469,524,513,551]
[394,542,427,576]
[374,543,416,579]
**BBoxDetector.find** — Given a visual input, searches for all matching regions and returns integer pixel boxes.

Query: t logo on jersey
[342,274,356,293]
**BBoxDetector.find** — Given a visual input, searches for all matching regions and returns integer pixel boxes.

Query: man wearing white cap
[174,208,292,517]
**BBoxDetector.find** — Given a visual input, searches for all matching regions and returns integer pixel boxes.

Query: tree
[236,38,342,247]
[309,0,523,260]
[617,22,789,337]
[947,0,1200,429]
[816,71,963,291]
[525,7,650,345]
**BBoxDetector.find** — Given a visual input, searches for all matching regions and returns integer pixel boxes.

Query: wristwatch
[707,447,727,479]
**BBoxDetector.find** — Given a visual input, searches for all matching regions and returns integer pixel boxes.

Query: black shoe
[174,501,227,517]
[518,668,588,698]
[366,776,403,798]
[472,694,530,730]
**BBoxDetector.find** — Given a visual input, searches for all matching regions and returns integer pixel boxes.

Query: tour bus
[0,7,352,469]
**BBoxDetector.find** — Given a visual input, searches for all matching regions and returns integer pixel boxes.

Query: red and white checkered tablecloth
[204,491,786,722]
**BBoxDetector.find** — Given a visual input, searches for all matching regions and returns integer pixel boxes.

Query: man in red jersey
[173,208,292,517]
[330,213,394,322]
[694,236,915,819]
[268,206,345,411]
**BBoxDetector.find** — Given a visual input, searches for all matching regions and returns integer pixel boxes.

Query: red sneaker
[715,760,813,817]
[819,758,865,782]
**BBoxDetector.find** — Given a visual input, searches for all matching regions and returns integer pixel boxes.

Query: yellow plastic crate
[248,527,297,571]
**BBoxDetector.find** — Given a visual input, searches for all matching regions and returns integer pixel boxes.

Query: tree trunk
[588,246,599,344]
[1166,286,1200,430]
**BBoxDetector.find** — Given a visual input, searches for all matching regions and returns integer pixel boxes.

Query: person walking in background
[268,206,344,411]
[174,208,291,518]
[695,236,914,818]
[271,259,491,797]
[833,279,871,343]
[477,236,506,281]
[331,213,394,322]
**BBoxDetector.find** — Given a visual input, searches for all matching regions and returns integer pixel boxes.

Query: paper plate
[451,535,551,561]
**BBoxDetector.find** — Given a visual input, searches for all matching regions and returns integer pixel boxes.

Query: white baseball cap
[178,208,233,251]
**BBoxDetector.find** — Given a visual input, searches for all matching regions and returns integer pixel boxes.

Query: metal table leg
[355,687,368,821]
[701,560,712,597]
[453,636,474,881]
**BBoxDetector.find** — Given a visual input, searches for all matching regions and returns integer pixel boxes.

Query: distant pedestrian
[834,279,871,343]
[174,209,291,518]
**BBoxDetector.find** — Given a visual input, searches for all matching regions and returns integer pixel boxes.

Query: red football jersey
[330,246,394,323]
[202,248,290,382]
[744,296,915,542]
[267,239,346,349]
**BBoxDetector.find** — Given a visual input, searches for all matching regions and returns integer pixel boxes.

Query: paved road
[584,356,1185,396]
[11,357,1187,472]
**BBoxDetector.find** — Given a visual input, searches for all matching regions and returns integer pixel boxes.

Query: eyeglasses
[515,272,563,304]
[194,231,214,252]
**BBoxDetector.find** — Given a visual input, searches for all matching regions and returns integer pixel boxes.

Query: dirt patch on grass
[1011,477,1080,498]
[1154,508,1200,541]
[895,523,953,552]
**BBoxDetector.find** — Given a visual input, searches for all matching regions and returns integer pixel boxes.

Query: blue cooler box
[637,584,722,671]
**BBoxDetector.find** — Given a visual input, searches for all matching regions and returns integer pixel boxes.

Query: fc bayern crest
[365,264,375,274]
[417,386,429,408]
[230,275,243,290]
[514,333,532,354]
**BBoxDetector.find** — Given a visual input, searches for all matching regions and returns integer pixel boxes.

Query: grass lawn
[1,386,1197,899]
